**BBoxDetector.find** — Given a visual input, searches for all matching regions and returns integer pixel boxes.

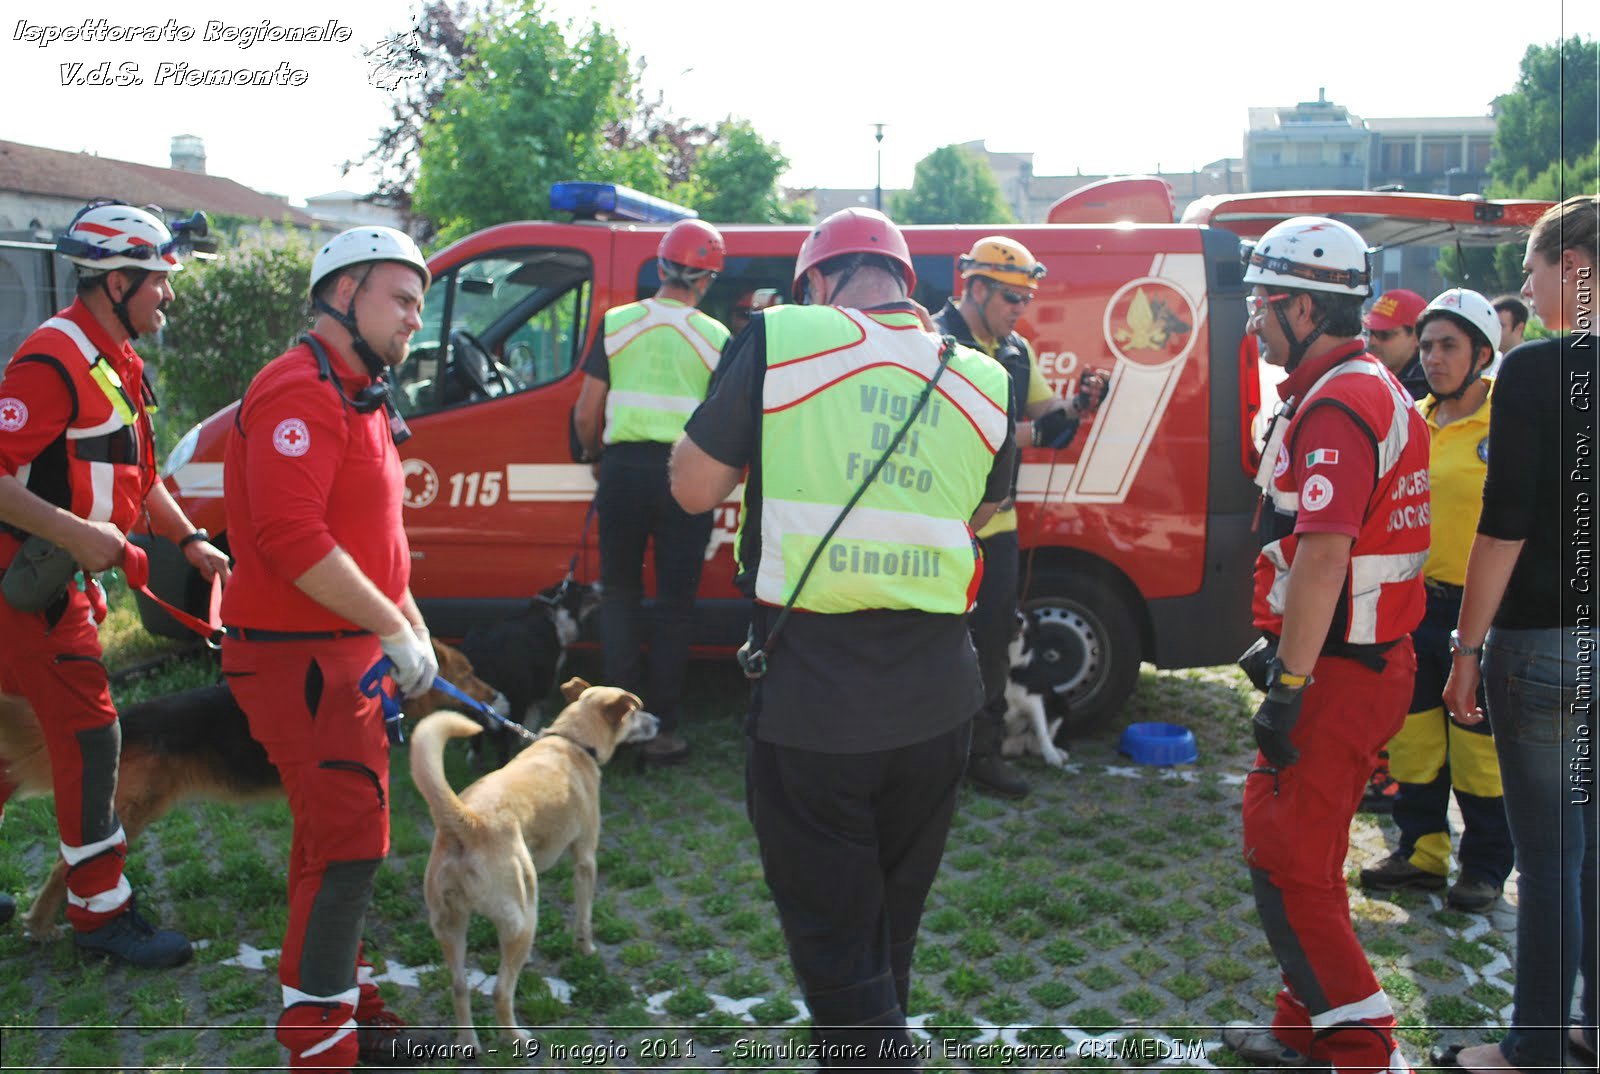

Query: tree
[346,1,485,233]
[686,121,811,224]
[150,229,317,453]
[412,3,649,243]
[1489,36,1599,196]
[602,68,713,193]
[376,4,802,235]
[891,145,1014,225]
[1439,38,1598,294]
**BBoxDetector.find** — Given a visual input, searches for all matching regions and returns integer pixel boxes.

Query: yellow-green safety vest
[750,305,1010,615]
[603,297,729,444]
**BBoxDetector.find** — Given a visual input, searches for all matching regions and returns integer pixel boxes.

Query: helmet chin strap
[1271,300,1329,373]
[1434,354,1489,403]
[103,269,150,340]
[313,295,387,379]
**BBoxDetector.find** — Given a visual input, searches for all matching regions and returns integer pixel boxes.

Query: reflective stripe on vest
[1257,355,1430,645]
[37,316,148,524]
[754,306,1009,615]
[603,298,728,444]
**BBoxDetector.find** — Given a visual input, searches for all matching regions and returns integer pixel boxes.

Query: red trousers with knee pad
[0,585,131,930]
[222,635,391,1071]
[1242,643,1417,1074]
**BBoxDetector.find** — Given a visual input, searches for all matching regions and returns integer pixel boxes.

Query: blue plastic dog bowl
[1119,722,1199,766]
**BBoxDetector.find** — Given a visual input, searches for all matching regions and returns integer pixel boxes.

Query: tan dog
[0,638,505,939]
[408,676,656,1053]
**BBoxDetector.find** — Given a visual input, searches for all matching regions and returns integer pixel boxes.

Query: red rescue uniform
[1244,339,1430,1074]
[0,299,158,930]
[220,334,408,1070]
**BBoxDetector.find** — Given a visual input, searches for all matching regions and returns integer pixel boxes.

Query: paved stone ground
[0,661,1519,1071]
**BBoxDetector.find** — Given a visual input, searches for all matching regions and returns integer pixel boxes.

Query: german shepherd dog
[458,580,602,769]
[0,638,505,939]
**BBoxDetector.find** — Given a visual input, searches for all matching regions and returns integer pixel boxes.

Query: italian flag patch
[1305,448,1340,467]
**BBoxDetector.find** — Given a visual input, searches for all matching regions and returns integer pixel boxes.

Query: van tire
[1022,569,1141,739]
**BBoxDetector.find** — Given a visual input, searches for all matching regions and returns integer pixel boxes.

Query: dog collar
[537,729,599,764]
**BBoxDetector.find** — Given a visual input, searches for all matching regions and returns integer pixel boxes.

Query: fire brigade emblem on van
[1056,271,1205,505]
[403,457,440,509]
[1106,282,1194,367]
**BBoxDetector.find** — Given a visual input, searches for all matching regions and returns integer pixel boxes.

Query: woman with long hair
[1442,193,1600,1073]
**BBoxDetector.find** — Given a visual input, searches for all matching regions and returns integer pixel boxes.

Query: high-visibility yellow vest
[750,305,1010,615]
[602,297,728,444]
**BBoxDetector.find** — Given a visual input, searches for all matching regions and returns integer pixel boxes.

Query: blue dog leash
[359,658,541,746]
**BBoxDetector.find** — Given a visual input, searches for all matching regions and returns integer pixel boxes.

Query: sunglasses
[1366,327,1402,342]
[1245,293,1291,318]
[995,288,1033,306]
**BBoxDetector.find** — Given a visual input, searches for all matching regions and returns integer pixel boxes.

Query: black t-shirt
[683,304,1016,752]
[1397,354,1430,401]
[580,328,610,382]
[1477,335,1597,629]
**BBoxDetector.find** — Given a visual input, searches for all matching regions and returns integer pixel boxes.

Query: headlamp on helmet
[959,237,1046,290]
[56,201,215,273]
[1240,217,1373,298]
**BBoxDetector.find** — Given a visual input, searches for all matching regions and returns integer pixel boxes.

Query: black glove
[1252,671,1307,769]
[1032,408,1081,450]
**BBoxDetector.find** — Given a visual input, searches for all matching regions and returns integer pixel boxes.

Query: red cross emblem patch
[0,397,28,432]
[273,418,311,458]
[1301,474,1334,513]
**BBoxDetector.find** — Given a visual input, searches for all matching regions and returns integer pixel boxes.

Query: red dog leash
[121,542,223,647]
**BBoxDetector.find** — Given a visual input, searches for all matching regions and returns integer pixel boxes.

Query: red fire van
[136,181,1545,732]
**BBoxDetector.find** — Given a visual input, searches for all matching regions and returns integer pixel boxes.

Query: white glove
[379,624,438,699]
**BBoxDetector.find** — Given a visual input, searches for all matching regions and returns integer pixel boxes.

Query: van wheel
[1022,569,1141,739]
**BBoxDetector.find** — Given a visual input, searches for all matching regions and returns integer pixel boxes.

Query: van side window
[632,254,955,328]
[394,248,592,417]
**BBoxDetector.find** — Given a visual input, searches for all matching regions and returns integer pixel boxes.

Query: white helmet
[1418,288,1501,359]
[1242,216,1372,297]
[57,203,184,273]
[310,226,430,297]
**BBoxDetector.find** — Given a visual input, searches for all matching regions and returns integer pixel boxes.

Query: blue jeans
[1483,625,1599,1068]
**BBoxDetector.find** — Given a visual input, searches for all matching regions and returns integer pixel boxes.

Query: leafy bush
[149,228,317,455]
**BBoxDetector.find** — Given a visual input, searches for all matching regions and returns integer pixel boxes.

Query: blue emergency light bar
[548,182,698,223]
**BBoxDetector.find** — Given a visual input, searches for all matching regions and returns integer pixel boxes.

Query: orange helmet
[959,236,1046,290]
[657,219,725,274]
[792,208,915,301]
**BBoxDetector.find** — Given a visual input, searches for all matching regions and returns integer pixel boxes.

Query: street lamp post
[874,123,885,211]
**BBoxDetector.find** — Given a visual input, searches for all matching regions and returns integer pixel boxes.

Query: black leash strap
[738,335,960,680]
[563,498,599,586]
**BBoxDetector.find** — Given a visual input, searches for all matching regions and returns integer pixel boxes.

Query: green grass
[0,591,1519,1069]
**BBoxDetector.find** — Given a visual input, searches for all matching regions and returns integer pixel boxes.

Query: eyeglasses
[1366,327,1402,342]
[996,288,1033,306]
[1245,293,1291,319]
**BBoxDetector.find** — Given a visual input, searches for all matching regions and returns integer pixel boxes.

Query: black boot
[75,902,192,968]
[967,753,1030,799]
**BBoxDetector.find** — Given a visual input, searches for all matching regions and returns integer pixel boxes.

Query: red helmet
[657,219,725,273]
[792,208,915,301]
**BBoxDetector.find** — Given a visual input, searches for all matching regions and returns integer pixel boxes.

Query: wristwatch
[178,528,209,549]
[1266,657,1311,690]
[1449,629,1484,658]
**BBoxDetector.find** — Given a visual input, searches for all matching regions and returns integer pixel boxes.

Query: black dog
[457,580,602,769]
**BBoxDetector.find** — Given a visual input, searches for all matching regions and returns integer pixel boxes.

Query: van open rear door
[1187,188,1549,474]
[1182,190,1550,246]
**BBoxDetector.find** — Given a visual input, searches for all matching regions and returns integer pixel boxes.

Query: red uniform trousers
[1242,641,1417,1074]
[0,585,131,930]
[222,635,392,1071]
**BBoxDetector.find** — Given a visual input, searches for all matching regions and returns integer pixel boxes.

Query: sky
[3,0,1596,209]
